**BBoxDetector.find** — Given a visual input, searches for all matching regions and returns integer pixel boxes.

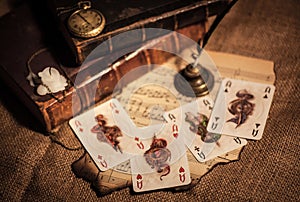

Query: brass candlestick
[174,63,214,97]
[174,0,238,97]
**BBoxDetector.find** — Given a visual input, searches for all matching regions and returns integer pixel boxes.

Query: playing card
[69,99,133,171]
[207,78,275,140]
[130,112,189,192]
[131,148,191,192]
[164,97,219,162]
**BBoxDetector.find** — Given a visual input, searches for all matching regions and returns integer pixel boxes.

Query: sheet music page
[207,50,275,84]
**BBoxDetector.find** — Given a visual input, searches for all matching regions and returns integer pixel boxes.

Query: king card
[207,78,275,140]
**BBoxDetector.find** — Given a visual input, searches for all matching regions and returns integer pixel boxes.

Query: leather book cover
[0,1,79,132]
[48,0,230,64]
[0,1,210,132]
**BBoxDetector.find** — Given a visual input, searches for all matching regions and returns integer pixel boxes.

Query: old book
[0,1,212,132]
[47,0,231,64]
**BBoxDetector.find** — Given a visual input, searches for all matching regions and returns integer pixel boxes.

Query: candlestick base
[174,64,214,97]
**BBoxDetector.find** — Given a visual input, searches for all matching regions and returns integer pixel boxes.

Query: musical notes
[115,73,181,127]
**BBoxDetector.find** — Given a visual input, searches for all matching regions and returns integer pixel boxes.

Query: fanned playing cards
[69,50,276,193]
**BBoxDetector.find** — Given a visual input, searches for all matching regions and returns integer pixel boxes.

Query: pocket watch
[67,1,105,38]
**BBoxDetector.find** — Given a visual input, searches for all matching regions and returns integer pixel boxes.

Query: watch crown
[82,5,89,10]
[78,1,91,10]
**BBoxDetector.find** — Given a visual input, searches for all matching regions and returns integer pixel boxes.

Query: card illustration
[227,89,255,128]
[207,78,275,140]
[144,136,171,180]
[69,99,138,171]
[185,112,221,144]
[90,114,123,153]
[163,97,222,162]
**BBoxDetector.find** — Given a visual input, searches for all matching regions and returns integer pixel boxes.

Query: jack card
[207,78,275,140]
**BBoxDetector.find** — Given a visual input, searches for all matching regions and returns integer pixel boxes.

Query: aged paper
[207,50,275,84]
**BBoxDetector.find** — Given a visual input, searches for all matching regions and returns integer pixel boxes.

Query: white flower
[36,67,68,96]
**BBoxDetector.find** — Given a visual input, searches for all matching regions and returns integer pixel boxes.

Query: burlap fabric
[1,0,299,201]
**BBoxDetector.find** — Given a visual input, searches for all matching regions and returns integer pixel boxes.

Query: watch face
[68,9,105,38]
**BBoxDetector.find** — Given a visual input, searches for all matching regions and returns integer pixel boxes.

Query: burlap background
[1,0,299,201]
